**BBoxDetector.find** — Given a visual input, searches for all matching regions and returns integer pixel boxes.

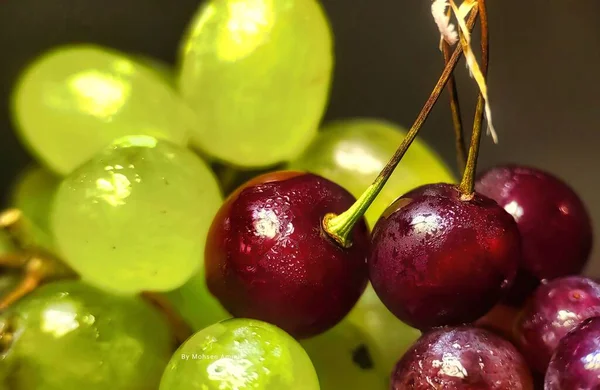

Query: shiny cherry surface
[369,183,520,330]
[515,276,600,373]
[205,171,369,339]
[476,165,593,303]
[545,317,600,390]
[391,326,534,390]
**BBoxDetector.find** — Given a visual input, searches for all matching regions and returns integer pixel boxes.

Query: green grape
[179,0,333,168]
[0,280,172,390]
[301,319,388,389]
[9,165,60,250]
[0,232,11,256]
[288,118,456,227]
[160,318,319,390]
[12,44,193,175]
[51,135,223,294]
[0,273,19,297]
[164,269,231,332]
[346,284,421,375]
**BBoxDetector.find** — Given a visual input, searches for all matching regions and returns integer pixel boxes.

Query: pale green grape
[12,44,193,175]
[301,319,388,389]
[288,118,456,227]
[51,135,223,294]
[9,165,60,250]
[160,318,319,390]
[0,280,172,390]
[346,284,421,374]
[0,232,11,256]
[179,0,333,168]
[164,269,231,332]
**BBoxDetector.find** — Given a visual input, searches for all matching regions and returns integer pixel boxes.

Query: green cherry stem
[458,0,489,199]
[443,40,467,174]
[323,7,480,248]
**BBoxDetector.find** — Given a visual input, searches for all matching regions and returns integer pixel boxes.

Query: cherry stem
[443,40,467,173]
[323,8,480,248]
[141,292,193,346]
[458,0,489,198]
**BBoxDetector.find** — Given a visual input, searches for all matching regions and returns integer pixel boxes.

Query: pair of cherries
[204,164,592,338]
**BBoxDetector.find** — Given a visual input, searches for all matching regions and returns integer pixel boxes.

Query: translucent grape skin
[179,0,333,168]
[52,135,223,294]
[391,327,534,390]
[288,118,456,227]
[475,165,593,304]
[205,171,369,339]
[301,318,389,390]
[369,183,520,330]
[0,281,173,390]
[9,165,60,250]
[515,276,600,374]
[545,317,600,390]
[159,318,319,390]
[12,44,193,175]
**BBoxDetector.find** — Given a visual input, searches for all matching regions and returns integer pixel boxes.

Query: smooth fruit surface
[0,281,172,390]
[159,318,319,390]
[545,317,600,390]
[205,171,369,338]
[179,0,333,168]
[369,183,520,329]
[391,327,533,390]
[12,45,192,175]
[287,118,456,227]
[52,135,222,293]
[476,165,593,302]
[515,276,600,373]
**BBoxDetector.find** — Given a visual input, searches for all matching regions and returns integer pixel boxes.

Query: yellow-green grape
[302,320,388,389]
[288,118,456,227]
[0,232,11,256]
[0,281,172,390]
[12,44,193,175]
[160,318,320,390]
[179,0,333,168]
[346,284,421,374]
[164,269,231,332]
[51,136,222,294]
[10,165,60,250]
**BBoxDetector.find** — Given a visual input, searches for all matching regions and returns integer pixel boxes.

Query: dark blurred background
[1,0,599,274]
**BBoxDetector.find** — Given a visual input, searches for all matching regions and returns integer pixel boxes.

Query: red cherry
[476,165,593,304]
[205,171,369,338]
[369,183,520,330]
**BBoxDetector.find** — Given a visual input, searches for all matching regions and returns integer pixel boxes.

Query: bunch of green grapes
[0,280,173,390]
[51,135,222,293]
[12,44,194,175]
[288,118,456,227]
[178,0,333,168]
[160,318,320,390]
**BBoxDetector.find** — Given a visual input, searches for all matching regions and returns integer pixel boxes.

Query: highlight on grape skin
[11,44,193,176]
[0,0,596,389]
[51,135,222,294]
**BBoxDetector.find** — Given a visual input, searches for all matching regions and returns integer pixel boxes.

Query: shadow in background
[1,0,599,273]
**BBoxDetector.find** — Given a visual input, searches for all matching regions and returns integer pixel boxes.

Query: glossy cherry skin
[545,317,600,390]
[391,326,534,390]
[476,165,593,304]
[369,183,520,330]
[205,171,369,339]
[515,276,600,374]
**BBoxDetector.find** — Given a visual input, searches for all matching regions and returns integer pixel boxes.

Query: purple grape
[391,326,533,389]
[545,317,600,390]
[515,276,600,373]
[476,165,593,305]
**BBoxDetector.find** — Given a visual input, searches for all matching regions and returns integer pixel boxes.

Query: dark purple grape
[476,165,593,304]
[545,317,600,390]
[368,183,520,330]
[515,276,600,373]
[391,326,533,390]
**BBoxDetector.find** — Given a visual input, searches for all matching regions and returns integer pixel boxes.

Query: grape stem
[443,39,467,174]
[141,292,194,346]
[322,7,480,248]
[458,0,489,199]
